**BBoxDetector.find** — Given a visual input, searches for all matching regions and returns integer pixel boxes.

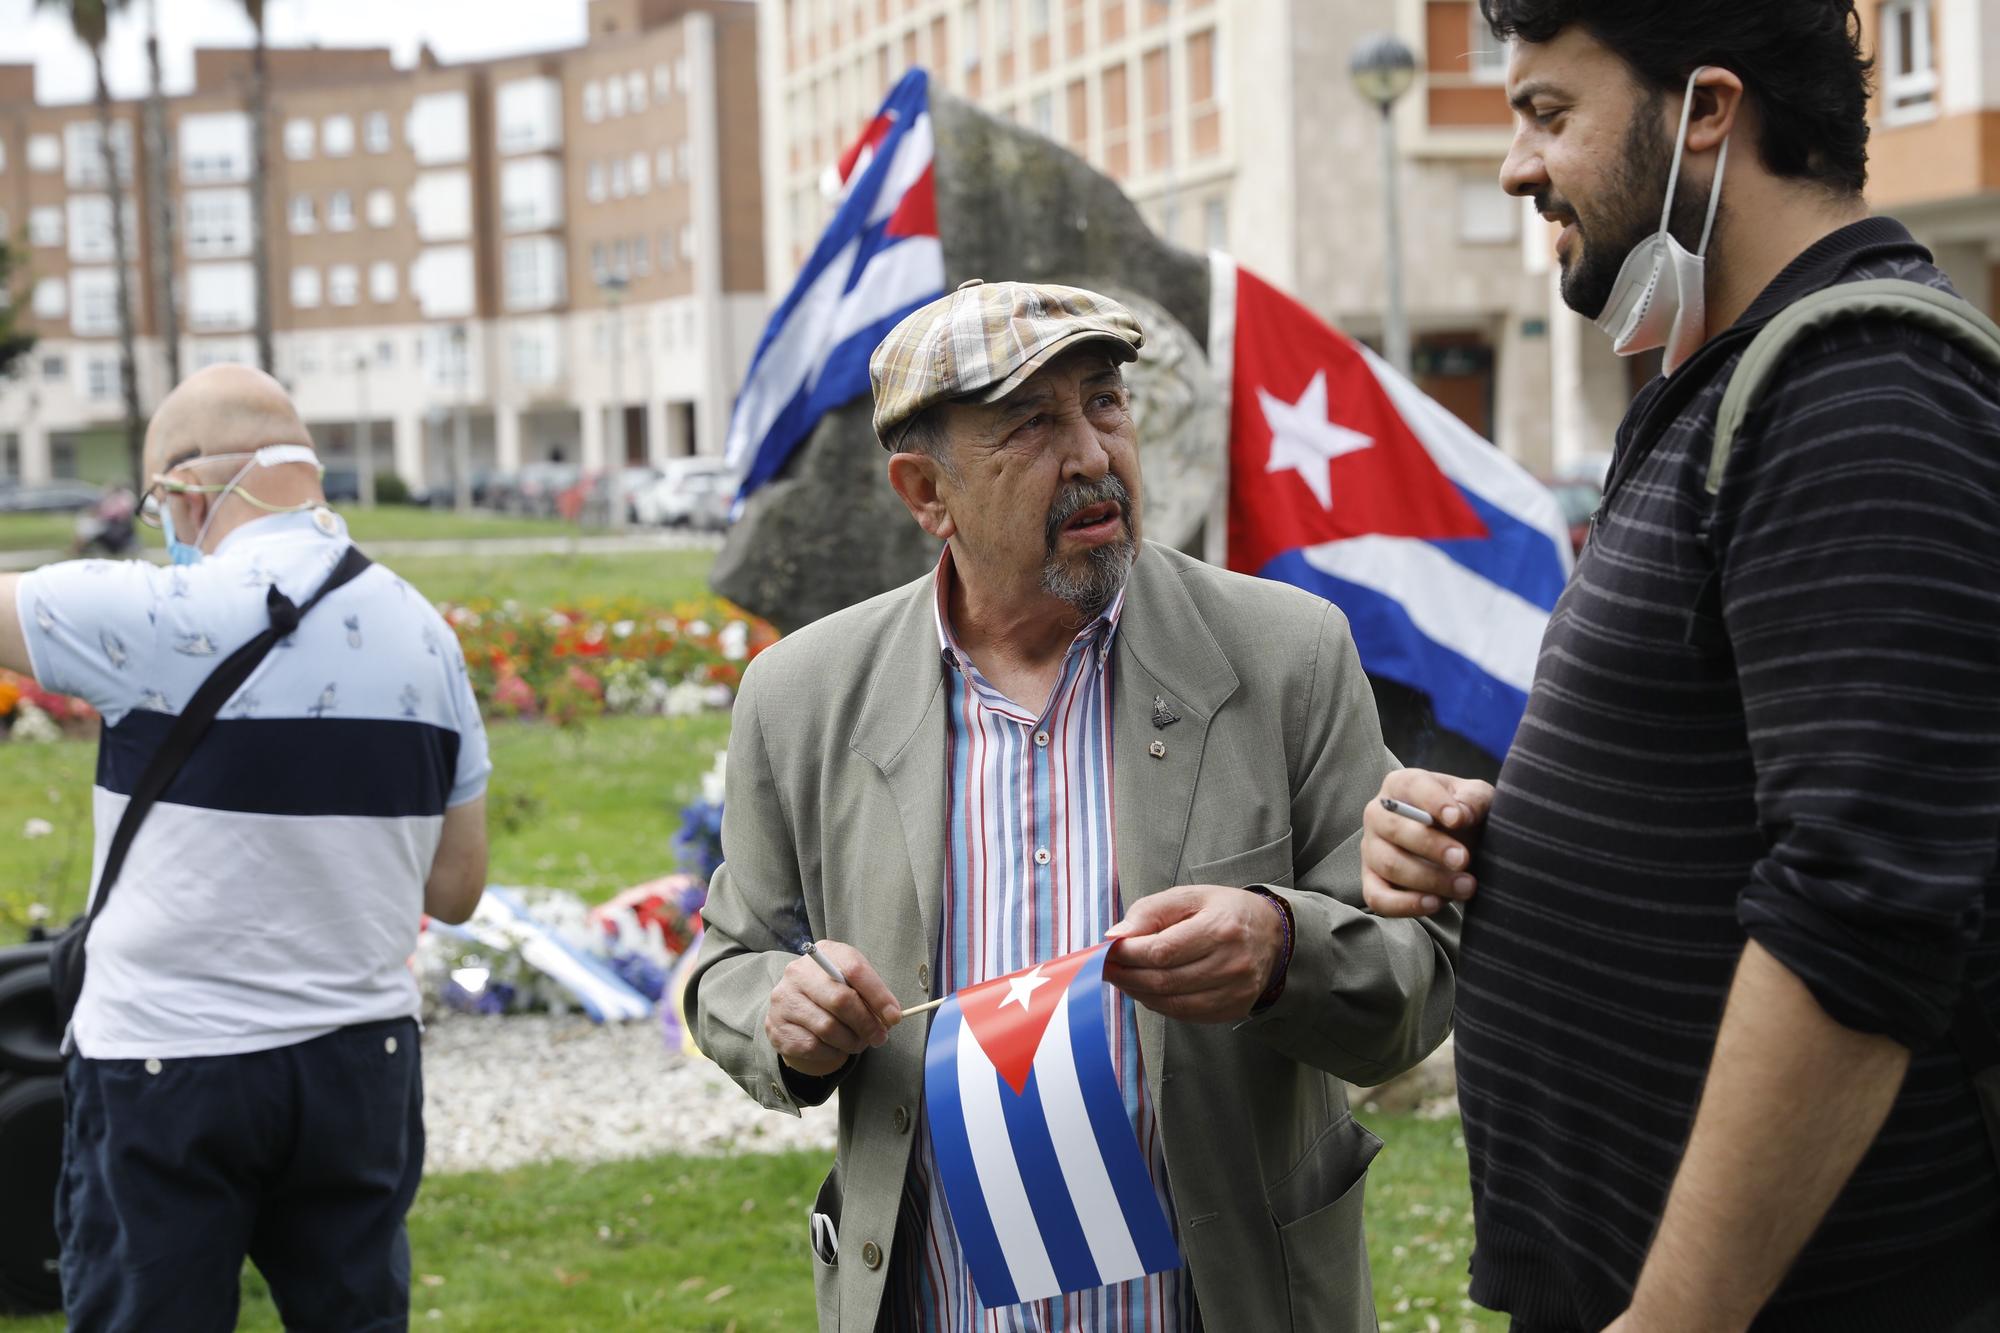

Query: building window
[289,193,316,234]
[370,261,398,303]
[611,157,630,198]
[590,241,607,284]
[367,188,396,228]
[1457,176,1519,244]
[27,134,60,173]
[654,63,672,101]
[186,261,255,330]
[323,114,355,156]
[85,354,118,403]
[607,75,628,118]
[284,118,315,160]
[291,266,322,309]
[64,121,133,189]
[184,189,252,258]
[627,71,647,113]
[1204,196,1227,251]
[587,161,607,203]
[66,196,128,264]
[365,111,392,153]
[631,233,650,277]
[1032,91,1054,136]
[676,142,691,179]
[680,224,695,261]
[28,207,63,248]
[1468,8,1508,84]
[505,236,566,311]
[42,354,65,383]
[631,150,651,194]
[1882,0,1938,124]
[328,190,355,231]
[70,269,120,336]
[328,264,360,306]
[583,80,604,123]
[1030,0,1050,34]
[32,277,66,320]
[179,112,252,184]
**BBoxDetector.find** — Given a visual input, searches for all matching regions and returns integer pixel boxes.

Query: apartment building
[0,0,764,490]
[760,0,1560,468]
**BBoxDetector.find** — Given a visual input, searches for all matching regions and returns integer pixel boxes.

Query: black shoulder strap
[81,544,374,927]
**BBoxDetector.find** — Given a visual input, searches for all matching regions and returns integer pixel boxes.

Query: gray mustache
[1044,476,1132,552]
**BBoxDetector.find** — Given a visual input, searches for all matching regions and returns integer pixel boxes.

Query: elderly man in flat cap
[690,280,1457,1332]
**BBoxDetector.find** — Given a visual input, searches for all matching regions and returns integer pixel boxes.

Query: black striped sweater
[1456,218,2000,1331]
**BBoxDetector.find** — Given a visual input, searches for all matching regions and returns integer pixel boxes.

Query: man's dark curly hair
[1479,0,1874,195]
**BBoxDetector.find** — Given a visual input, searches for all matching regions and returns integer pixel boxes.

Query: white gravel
[418,1012,836,1175]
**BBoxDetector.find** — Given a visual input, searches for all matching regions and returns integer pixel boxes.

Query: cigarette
[1379,796,1437,827]
[801,940,892,1025]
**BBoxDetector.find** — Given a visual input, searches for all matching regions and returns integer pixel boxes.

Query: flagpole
[1204,250,1237,569]
[898,995,948,1019]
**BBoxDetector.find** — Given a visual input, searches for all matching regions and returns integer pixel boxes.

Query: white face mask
[1592,67,1731,375]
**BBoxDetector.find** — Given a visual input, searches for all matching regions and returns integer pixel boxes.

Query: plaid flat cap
[869,279,1145,449]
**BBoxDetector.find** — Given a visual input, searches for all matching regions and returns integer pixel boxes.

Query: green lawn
[1,1113,1490,1331]
[391,549,720,610]
[0,513,76,554]
[0,715,728,940]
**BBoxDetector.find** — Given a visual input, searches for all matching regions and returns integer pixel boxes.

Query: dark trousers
[57,1017,424,1333]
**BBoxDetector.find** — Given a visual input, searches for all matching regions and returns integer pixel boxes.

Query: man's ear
[1686,66,1743,157]
[887,452,957,541]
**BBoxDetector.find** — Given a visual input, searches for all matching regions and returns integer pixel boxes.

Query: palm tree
[38,0,143,489]
[242,0,273,374]
[144,0,180,388]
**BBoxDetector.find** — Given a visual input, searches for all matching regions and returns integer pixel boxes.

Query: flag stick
[898,995,948,1020]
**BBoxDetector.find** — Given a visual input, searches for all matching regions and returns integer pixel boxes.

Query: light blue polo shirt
[17,508,491,1059]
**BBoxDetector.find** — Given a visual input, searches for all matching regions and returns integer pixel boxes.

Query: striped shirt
[1457,218,2000,1331]
[17,509,490,1059]
[892,553,1189,1332]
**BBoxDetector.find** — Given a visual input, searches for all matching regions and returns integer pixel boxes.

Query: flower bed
[0,668,98,742]
[0,596,779,738]
[445,596,779,724]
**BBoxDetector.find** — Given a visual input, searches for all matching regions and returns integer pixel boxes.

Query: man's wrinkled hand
[764,941,902,1078]
[1361,768,1494,918]
[1103,885,1284,1023]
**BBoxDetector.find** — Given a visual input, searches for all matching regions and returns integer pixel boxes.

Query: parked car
[321,468,361,504]
[557,466,661,526]
[509,462,582,517]
[632,458,736,527]
[0,480,104,513]
[680,470,737,532]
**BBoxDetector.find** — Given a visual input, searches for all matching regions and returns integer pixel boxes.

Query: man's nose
[1499,133,1544,199]
[1060,415,1112,480]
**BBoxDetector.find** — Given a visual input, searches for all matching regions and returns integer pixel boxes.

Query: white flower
[23,818,53,840]
[687,619,711,637]
[612,620,636,639]
[545,612,571,631]
[26,903,50,922]
[11,701,60,744]
[702,683,734,711]
[664,681,707,717]
[656,617,679,634]
[719,621,749,662]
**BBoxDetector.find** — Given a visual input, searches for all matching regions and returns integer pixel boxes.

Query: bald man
[1,366,491,1332]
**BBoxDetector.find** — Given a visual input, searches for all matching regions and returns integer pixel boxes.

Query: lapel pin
[1151,695,1180,729]
[1149,740,1167,760]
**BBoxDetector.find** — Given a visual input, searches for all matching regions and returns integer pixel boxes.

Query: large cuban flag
[725,69,945,501]
[923,943,1182,1309]
[1213,257,1572,760]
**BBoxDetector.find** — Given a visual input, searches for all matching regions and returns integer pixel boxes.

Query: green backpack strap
[1706,277,2000,497]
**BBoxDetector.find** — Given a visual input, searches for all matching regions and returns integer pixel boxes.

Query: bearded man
[690,280,1457,1331]
[1362,4,2000,1330]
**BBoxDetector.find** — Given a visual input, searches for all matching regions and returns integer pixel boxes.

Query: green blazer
[690,542,1459,1332]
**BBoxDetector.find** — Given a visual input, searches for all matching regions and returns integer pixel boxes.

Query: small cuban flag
[923,942,1182,1308]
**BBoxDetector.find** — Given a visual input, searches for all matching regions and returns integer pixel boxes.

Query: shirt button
[917,963,931,989]
[862,1241,883,1270]
[143,1057,162,1076]
[1034,730,1050,747]
[893,1105,911,1134]
[1034,847,1050,866]
[769,1080,786,1101]
[384,1036,398,1055]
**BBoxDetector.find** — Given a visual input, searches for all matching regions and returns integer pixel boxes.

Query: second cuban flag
[923,943,1182,1308]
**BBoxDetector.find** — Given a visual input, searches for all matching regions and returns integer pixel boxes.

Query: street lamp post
[354,352,376,509]
[599,273,630,533]
[1349,33,1418,380]
[450,323,472,514]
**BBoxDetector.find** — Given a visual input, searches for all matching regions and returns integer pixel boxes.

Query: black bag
[47,546,373,1031]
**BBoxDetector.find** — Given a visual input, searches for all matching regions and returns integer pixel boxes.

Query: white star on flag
[999,964,1053,1012]
[1258,370,1375,510]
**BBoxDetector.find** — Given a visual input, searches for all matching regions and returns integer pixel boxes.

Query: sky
[0,0,596,106]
